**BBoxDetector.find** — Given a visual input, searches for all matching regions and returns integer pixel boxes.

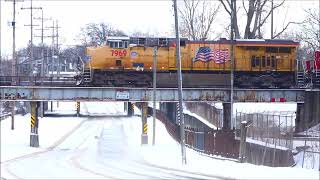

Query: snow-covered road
[1,102,318,179]
[2,116,220,179]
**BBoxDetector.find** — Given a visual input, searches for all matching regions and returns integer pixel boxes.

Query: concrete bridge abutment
[222,103,232,130]
[296,90,320,132]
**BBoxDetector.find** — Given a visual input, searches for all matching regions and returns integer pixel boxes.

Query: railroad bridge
[1,86,319,146]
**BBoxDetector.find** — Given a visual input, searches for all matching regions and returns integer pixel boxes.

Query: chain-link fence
[236,111,295,150]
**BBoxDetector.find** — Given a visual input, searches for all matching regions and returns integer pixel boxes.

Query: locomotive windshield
[106,36,129,48]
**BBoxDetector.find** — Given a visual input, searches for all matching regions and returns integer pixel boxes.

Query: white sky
[0,0,319,57]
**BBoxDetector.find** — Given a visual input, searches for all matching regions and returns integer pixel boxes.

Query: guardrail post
[30,101,39,147]
[141,102,148,145]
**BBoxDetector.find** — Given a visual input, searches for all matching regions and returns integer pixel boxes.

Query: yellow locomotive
[76,36,299,88]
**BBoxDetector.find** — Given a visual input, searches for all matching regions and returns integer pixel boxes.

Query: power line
[21,0,42,75]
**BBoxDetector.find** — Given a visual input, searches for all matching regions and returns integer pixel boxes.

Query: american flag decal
[194,47,230,64]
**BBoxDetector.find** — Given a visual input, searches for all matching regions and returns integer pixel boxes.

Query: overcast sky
[0,0,319,57]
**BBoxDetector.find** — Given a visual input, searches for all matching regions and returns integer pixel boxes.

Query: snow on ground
[1,102,319,179]
[1,113,85,161]
[138,116,319,179]
[211,102,297,114]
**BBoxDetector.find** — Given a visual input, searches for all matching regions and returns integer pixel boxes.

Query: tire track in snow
[69,148,118,179]
[1,118,87,179]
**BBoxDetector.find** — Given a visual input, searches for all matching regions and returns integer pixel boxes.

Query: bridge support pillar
[160,102,177,124]
[141,102,148,145]
[39,102,44,118]
[76,101,80,117]
[124,102,128,113]
[295,103,304,132]
[11,102,15,130]
[304,90,320,131]
[223,103,231,130]
[30,101,39,147]
[43,101,48,117]
[296,90,320,132]
[127,102,134,117]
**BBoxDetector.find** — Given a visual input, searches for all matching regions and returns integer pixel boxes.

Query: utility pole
[271,0,274,39]
[34,8,51,78]
[173,0,186,165]
[6,0,23,130]
[55,20,61,75]
[46,20,56,75]
[152,46,157,146]
[21,0,41,76]
[5,0,23,82]
[230,0,235,129]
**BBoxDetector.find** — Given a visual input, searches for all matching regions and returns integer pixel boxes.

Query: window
[251,56,256,67]
[279,47,291,53]
[262,56,266,67]
[255,57,260,67]
[267,57,271,66]
[246,46,259,51]
[271,56,276,67]
[138,38,146,46]
[159,38,168,46]
[116,60,122,66]
[180,40,186,46]
[108,40,128,48]
[266,47,278,53]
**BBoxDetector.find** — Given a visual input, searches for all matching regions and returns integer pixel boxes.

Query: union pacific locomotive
[75,36,320,88]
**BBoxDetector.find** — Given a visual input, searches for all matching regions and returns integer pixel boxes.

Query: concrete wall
[184,102,222,128]
[296,90,320,132]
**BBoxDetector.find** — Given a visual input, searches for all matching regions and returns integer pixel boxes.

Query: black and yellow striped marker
[31,115,35,128]
[76,101,80,108]
[76,101,80,111]
[143,123,148,134]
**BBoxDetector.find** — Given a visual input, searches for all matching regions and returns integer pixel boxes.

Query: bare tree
[0,56,12,76]
[79,23,126,46]
[130,30,156,37]
[219,0,290,39]
[59,45,86,71]
[178,0,220,40]
[296,8,320,52]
